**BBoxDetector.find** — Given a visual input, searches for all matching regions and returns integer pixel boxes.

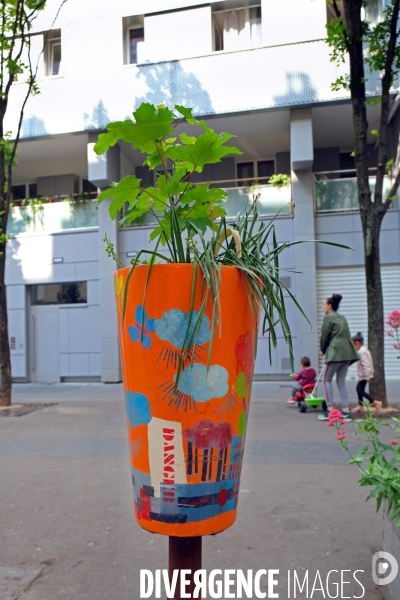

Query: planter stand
[169,536,202,599]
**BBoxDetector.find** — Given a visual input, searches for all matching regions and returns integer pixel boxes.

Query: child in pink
[287,356,316,403]
[351,332,382,413]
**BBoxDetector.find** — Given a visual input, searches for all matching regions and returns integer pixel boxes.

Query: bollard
[168,536,202,599]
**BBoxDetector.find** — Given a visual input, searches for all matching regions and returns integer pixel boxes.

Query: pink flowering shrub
[329,406,400,526]
[385,310,400,359]
[327,409,344,424]
[386,310,400,329]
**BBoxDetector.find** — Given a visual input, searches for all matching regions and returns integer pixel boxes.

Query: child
[351,333,382,414]
[287,356,317,404]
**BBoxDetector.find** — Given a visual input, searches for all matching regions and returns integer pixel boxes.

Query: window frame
[31,282,88,306]
[235,158,276,186]
[127,26,145,65]
[44,32,62,77]
[211,3,262,52]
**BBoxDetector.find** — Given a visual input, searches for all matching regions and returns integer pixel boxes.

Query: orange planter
[114,264,259,537]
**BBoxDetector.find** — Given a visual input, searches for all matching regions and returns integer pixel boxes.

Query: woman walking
[318,294,359,422]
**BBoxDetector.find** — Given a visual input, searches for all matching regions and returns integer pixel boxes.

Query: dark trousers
[357,380,374,405]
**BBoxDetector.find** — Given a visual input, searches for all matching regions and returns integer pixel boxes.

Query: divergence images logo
[372,551,398,586]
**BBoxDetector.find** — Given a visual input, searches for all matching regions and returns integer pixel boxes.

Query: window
[12,184,26,201]
[257,160,275,182]
[128,27,144,64]
[44,30,62,76]
[249,6,262,47]
[32,282,87,305]
[212,5,262,52]
[122,16,145,64]
[237,162,255,187]
[365,0,383,25]
[237,159,275,186]
[82,179,97,193]
[29,183,38,198]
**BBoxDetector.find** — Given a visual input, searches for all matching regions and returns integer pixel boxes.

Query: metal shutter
[316,266,400,380]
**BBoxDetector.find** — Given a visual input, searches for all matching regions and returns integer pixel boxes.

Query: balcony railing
[126,182,292,228]
[314,172,392,213]
[9,39,399,139]
[7,196,98,235]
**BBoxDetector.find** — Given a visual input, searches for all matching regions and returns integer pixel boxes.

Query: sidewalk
[0,381,396,599]
[12,379,400,406]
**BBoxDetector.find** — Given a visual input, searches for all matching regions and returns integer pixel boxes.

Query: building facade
[5,0,400,383]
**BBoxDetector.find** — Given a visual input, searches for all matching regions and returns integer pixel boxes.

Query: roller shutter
[316,266,400,380]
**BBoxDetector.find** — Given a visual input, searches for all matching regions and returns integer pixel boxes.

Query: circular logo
[372,551,398,586]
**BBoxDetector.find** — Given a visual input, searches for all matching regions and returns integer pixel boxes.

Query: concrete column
[88,143,122,383]
[290,108,319,368]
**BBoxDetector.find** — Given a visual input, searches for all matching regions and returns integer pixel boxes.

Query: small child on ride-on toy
[287,356,316,404]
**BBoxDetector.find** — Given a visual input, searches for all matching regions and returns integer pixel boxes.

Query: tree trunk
[364,213,387,404]
[343,0,388,407]
[0,242,11,406]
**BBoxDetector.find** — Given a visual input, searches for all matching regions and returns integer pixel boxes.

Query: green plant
[268,173,290,189]
[95,102,347,381]
[20,197,45,228]
[328,408,400,525]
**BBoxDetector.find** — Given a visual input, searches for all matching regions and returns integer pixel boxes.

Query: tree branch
[384,167,400,212]
[375,0,400,211]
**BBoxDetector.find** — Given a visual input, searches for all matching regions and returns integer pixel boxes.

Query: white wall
[144,6,213,62]
[6,229,101,379]
[31,0,222,31]
[261,0,327,46]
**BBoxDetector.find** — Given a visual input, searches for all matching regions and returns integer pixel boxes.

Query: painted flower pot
[114,264,259,537]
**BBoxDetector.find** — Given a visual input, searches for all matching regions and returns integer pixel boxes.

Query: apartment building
[5,0,400,383]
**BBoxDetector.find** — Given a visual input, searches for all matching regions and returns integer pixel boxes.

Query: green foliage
[96,103,242,261]
[365,96,382,105]
[331,74,350,92]
[0,1,46,95]
[326,15,348,65]
[333,408,400,525]
[326,0,400,91]
[97,102,351,378]
[0,1,48,199]
[268,173,291,188]
[366,1,400,85]
[0,132,18,170]
[0,210,10,254]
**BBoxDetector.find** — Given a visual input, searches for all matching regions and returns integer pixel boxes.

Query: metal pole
[168,536,202,599]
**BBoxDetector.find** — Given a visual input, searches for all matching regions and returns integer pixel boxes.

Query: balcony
[7,39,396,138]
[127,181,292,228]
[314,172,392,212]
[7,196,98,236]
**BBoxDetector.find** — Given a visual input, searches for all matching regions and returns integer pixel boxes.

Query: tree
[326,0,400,407]
[0,1,48,407]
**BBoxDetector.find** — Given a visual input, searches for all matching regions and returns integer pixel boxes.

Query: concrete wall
[6,229,100,380]
[144,6,213,62]
[261,0,327,46]
[315,210,400,267]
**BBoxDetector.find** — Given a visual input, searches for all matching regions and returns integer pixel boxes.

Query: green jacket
[320,311,359,364]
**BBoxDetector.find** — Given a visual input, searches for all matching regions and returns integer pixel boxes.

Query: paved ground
[0,381,398,599]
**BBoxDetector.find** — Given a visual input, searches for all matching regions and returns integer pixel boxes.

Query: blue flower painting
[128,305,156,349]
[154,309,210,349]
[175,364,229,403]
[125,391,152,427]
